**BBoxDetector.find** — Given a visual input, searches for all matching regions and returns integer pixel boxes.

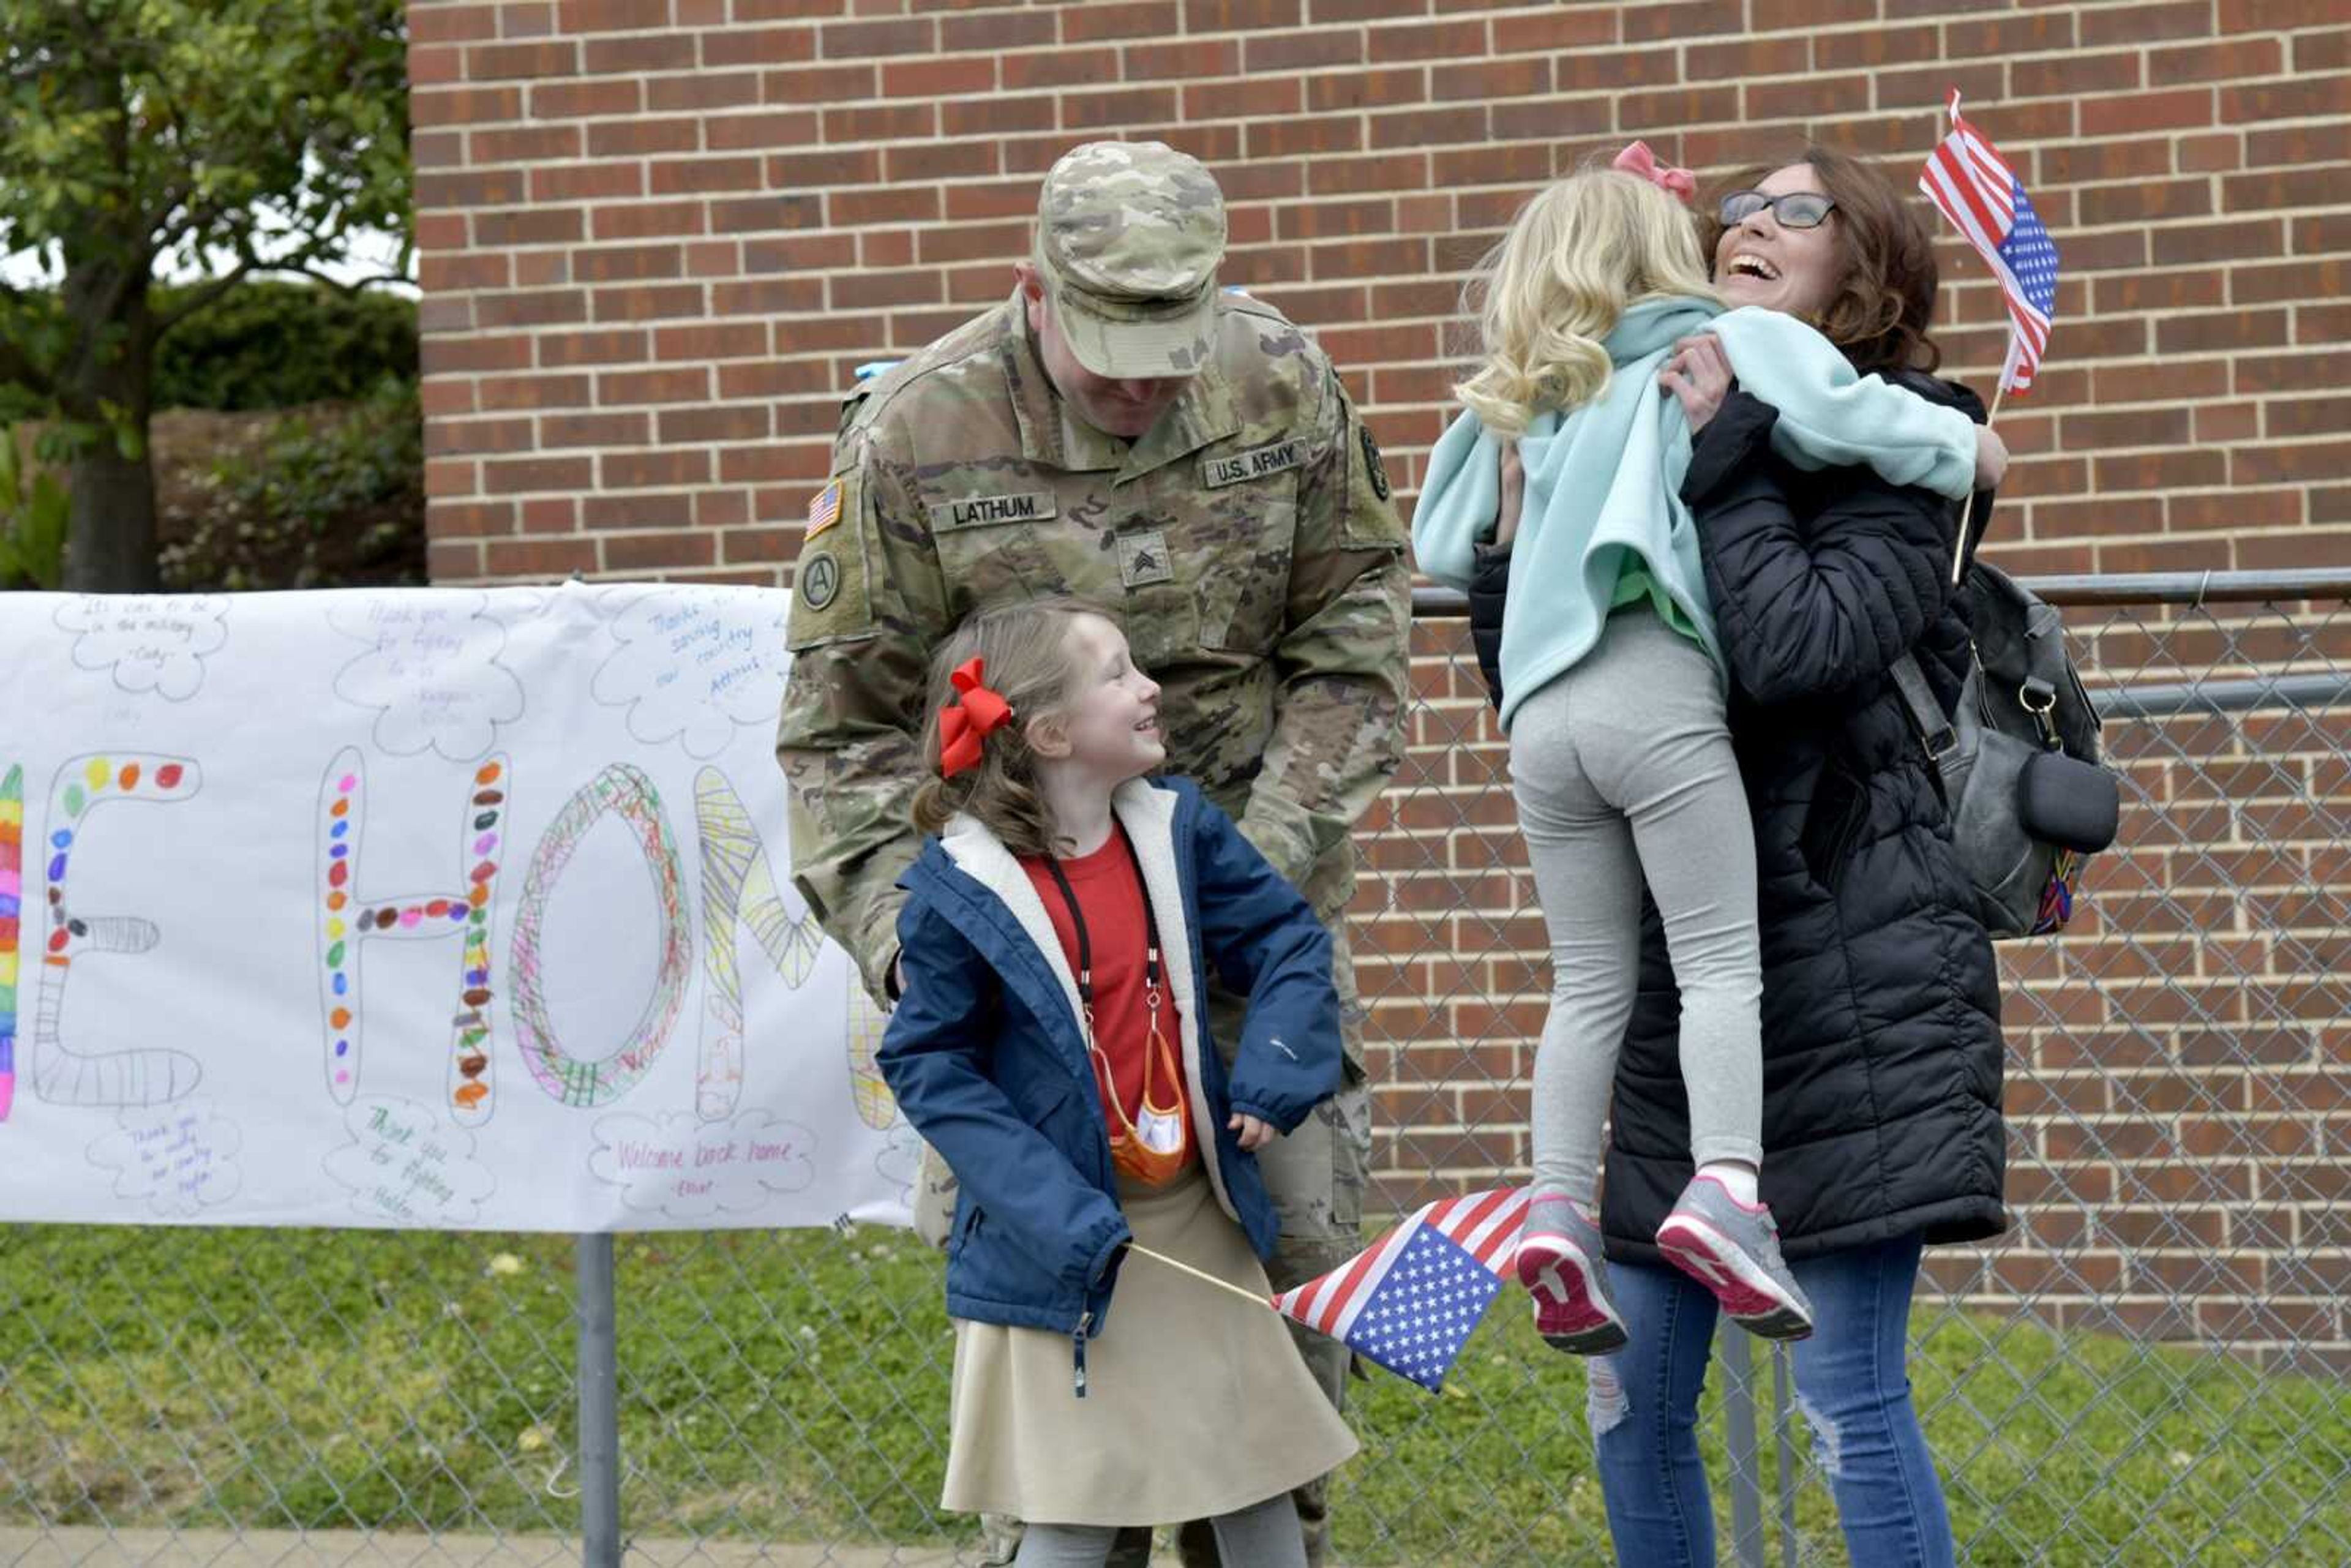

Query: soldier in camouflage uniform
[776,140,1409,1567]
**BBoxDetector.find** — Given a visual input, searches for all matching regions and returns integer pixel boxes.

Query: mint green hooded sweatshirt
[1412,298,1980,732]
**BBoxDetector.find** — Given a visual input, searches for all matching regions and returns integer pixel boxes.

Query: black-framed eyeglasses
[1719,190,1838,229]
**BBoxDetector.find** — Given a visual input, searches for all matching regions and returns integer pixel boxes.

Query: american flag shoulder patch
[806,475,848,539]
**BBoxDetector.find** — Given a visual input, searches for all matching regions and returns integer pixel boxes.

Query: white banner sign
[3,587,917,1231]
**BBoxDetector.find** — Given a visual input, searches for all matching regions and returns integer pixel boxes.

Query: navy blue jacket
[876,776,1344,1343]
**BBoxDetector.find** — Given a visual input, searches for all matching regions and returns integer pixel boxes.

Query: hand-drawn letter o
[509,763,692,1108]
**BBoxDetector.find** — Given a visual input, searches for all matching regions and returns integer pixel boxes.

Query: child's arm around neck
[1706,307,1982,500]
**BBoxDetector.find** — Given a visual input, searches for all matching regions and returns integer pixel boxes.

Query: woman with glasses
[1462,148,2014,1568]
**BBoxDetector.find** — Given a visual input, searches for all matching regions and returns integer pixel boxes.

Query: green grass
[3,1225,2346,1565]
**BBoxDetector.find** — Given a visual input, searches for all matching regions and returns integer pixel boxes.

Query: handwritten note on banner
[4,586,917,1232]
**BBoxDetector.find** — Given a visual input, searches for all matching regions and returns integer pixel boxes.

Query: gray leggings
[1508,610,1765,1205]
[1012,1494,1306,1568]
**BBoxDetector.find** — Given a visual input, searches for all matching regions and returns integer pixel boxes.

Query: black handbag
[1892,561,2120,939]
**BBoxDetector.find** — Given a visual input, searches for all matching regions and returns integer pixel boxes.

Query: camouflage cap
[1035,141,1227,379]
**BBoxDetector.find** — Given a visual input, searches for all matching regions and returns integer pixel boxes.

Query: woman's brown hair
[1703,146,1944,377]
[909,598,1109,858]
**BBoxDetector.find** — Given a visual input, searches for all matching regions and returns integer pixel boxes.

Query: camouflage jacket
[776,290,1411,1002]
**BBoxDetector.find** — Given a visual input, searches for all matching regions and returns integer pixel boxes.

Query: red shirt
[1021,826,1192,1169]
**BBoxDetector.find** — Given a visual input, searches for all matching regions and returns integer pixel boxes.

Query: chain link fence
[6,571,2348,1567]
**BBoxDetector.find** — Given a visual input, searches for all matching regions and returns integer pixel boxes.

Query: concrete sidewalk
[0,1530,1081,1567]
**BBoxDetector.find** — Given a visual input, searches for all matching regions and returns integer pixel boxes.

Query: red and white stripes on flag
[1272,1186,1528,1341]
[1919,89,2062,394]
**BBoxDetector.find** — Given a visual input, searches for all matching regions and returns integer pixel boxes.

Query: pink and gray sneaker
[1515,1192,1628,1355]
[1655,1174,1815,1340]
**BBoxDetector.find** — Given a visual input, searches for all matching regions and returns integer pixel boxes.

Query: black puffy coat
[1597,380,2009,1264]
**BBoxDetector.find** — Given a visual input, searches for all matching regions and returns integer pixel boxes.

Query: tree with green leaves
[0,0,410,590]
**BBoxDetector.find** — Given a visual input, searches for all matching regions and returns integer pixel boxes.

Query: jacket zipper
[1071,1310,1092,1398]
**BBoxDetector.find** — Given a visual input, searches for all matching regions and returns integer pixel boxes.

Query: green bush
[151,280,418,411]
[159,376,425,591]
[0,425,70,588]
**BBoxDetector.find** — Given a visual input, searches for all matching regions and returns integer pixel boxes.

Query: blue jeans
[1589,1234,1956,1568]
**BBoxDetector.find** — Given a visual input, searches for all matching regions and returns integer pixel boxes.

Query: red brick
[1433,58,1550,102]
[763,62,878,103]
[1368,20,1481,64]
[702,26,817,67]
[2081,88,2215,137]
[1062,1,1180,42]
[1245,29,1363,72]
[1187,77,1302,121]
[416,168,527,209]
[649,72,762,111]
[541,412,651,449]
[2223,76,2351,125]
[604,531,716,571]
[1623,0,1740,42]
[469,124,580,165]
[554,0,670,29]
[593,284,708,321]
[2080,1,2209,45]
[822,102,936,140]
[427,415,535,457]
[941,10,1055,50]
[883,141,999,182]
[881,55,996,96]
[411,5,500,44]
[710,278,829,317]
[584,493,694,530]
[587,118,700,157]
[1185,0,1299,27]
[1127,38,1239,81]
[485,538,598,577]
[474,290,588,329]
[482,456,595,495]
[529,79,640,118]
[1248,116,1365,160]
[539,329,651,367]
[648,156,765,195]
[468,39,577,79]
[1491,10,1617,50]
[817,17,934,57]
[411,84,527,128]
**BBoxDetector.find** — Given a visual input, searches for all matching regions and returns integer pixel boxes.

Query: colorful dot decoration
[43,756,194,901]
[0,763,22,1117]
[40,756,195,979]
[320,754,507,1117]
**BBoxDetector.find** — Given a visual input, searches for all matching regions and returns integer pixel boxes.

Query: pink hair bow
[1613,140,1697,203]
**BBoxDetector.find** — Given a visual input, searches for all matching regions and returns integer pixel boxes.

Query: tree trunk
[58,253,159,593]
[56,47,159,595]
[64,429,158,591]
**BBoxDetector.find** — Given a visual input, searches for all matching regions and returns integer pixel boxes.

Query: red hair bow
[1613,140,1697,203]
[938,656,1013,778]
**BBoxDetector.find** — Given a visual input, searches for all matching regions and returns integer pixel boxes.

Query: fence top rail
[1412,568,2351,618]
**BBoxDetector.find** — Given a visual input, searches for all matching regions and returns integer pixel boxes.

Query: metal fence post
[1716,1316,1766,1568]
[576,1232,621,1568]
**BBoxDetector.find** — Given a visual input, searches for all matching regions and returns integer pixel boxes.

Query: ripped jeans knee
[1587,1356,1633,1441]
[1796,1390,1843,1478]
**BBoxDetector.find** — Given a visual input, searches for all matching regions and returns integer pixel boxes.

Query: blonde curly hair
[1454,165,1719,437]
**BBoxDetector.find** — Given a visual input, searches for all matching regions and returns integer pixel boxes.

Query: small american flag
[1919,89,2061,394]
[1273,1187,1526,1392]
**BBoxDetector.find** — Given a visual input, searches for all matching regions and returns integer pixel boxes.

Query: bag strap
[1890,651,1957,761]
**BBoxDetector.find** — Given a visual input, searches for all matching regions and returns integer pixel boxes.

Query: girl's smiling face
[1041,612,1163,785]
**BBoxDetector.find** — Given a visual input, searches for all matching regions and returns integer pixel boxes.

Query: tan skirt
[940,1164,1359,1526]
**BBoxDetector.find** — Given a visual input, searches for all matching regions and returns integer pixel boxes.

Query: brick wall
[410,0,2351,1360]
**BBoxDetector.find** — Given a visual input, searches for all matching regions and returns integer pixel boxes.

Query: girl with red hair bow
[885,598,1355,1568]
